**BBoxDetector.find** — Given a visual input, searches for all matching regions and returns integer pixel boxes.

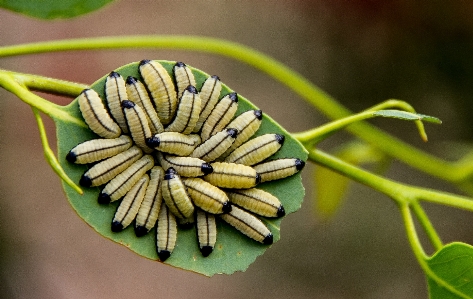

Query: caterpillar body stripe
[146,132,198,156]
[161,168,195,219]
[190,128,238,162]
[226,188,285,218]
[200,92,238,141]
[126,76,164,135]
[193,75,222,133]
[122,100,154,153]
[182,177,231,215]
[78,89,121,138]
[135,166,165,237]
[139,60,177,125]
[157,152,213,177]
[188,134,202,147]
[105,72,129,133]
[221,110,263,158]
[173,61,196,99]
[164,85,202,134]
[203,162,260,189]
[225,134,284,166]
[196,209,217,257]
[99,155,154,204]
[220,206,273,244]
[111,174,149,232]
[67,135,132,164]
[253,158,305,183]
[156,203,177,262]
[79,145,142,187]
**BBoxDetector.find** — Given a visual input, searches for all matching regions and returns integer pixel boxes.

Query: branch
[0,36,465,184]
[0,70,86,127]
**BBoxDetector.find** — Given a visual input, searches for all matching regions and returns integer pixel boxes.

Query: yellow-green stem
[410,202,443,251]
[32,108,83,194]
[0,71,86,127]
[0,69,87,96]
[364,99,427,142]
[293,100,430,146]
[400,204,469,299]
[0,36,463,183]
[308,148,473,218]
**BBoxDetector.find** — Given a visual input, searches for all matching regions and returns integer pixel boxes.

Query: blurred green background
[2,1,473,298]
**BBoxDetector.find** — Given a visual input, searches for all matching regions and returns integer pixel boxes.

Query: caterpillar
[67,60,305,263]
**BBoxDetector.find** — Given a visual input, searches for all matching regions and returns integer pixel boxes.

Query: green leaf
[56,61,308,276]
[416,113,443,124]
[427,242,473,299]
[314,141,386,219]
[373,110,442,124]
[0,0,114,19]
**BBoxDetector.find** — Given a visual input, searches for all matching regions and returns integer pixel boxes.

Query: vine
[2,36,473,297]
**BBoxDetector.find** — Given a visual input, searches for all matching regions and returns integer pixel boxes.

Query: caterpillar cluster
[67,60,305,261]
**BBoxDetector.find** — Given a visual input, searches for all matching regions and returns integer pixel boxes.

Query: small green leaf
[0,0,114,19]
[56,61,308,276]
[373,110,442,124]
[427,242,473,299]
[416,113,443,124]
[428,278,464,299]
[315,141,386,219]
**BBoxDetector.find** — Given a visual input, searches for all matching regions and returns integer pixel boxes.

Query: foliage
[427,243,473,299]
[58,61,307,275]
[2,2,473,297]
[0,0,113,19]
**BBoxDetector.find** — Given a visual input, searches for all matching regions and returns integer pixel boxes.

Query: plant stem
[410,202,443,251]
[308,148,473,212]
[0,71,86,127]
[401,203,428,259]
[418,189,473,212]
[294,110,378,145]
[0,36,463,183]
[364,99,427,142]
[308,148,403,201]
[293,100,430,145]
[32,108,83,194]
[0,69,88,96]
[400,204,470,299]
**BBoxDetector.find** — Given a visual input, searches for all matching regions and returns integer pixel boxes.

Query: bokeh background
[2,1,473,298]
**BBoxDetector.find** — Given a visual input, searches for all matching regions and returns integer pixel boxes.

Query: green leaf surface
[427,242,473,299]
[0,0,114,19]
[373,110,442,124]
[416,113,443,124]
[56,61,308,276]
